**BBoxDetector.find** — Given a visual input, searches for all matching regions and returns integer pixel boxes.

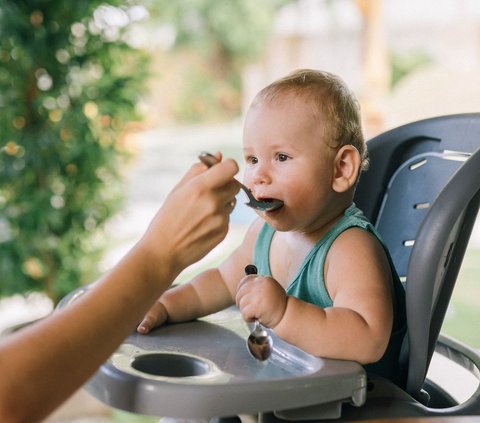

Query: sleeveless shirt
[253,204,407,387]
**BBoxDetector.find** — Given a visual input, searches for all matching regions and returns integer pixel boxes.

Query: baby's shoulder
[328,226,387,269]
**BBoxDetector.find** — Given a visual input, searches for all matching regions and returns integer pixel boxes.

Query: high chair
[263,113,480,421]
[59,114,480,421]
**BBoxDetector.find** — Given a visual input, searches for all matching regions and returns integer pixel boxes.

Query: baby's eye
[277,153,289,162]
[245,156,258,165]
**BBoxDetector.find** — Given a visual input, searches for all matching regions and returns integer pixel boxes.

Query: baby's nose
[252,163,272,185]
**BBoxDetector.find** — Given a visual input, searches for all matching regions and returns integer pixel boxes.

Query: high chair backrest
[354,113,480,402]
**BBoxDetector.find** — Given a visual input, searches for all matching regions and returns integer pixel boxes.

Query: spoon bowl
[244,264,273,361]
[247,320,273,361]
[199,152,284,212]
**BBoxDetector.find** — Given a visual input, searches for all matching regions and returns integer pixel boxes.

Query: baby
[138,69,407,386]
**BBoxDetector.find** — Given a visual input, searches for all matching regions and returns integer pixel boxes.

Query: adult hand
[137,158,240,282]
[236,275,288,329]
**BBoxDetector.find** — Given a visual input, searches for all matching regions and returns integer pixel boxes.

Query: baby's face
[242,95,338,233]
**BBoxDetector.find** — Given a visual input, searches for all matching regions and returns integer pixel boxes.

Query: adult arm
[0,159,239,423]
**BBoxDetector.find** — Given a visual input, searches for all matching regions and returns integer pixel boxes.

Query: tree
[355,0,390,136]
[0,0,149,302]
[144,0,287,122]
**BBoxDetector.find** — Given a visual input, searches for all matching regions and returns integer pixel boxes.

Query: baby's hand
[235,275,287,329]
[137,300,168,334]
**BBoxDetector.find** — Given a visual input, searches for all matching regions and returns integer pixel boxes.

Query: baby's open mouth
[241,183,283,211]
[255,197,284,212]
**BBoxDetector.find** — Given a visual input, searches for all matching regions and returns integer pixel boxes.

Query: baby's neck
[298,200,352,241]
[293,213,343,244]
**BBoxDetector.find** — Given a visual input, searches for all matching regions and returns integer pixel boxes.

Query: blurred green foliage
[442,247,480,349]
[0,0,149,302]
[390,49,432,88]
[148,0,283,61]
[145,0,288,122]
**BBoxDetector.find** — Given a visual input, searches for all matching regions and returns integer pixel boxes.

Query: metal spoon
[198,152,284,212]
[244,264,273,361]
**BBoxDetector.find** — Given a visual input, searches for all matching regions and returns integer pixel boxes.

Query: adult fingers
[195,159,239,190]
[170,162,208,192]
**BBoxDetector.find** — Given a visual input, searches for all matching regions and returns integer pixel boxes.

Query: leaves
[0,0,149,302]
[143,0,286,122]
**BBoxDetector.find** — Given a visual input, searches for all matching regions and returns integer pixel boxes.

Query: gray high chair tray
[59,290,366,419]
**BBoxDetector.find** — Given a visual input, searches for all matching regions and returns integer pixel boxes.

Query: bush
[0,1,149,302]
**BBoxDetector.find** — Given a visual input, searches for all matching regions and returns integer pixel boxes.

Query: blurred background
[1,0,479,421]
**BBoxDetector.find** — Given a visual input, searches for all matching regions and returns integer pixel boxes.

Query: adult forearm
[0,246,176,422]
[0,158,240,422]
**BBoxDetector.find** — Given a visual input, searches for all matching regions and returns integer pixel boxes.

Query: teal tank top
[253,204,407,387]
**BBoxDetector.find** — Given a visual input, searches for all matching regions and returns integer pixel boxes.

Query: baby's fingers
[137,302,168,334]
[235,276,254,306]
[137,318,153,334]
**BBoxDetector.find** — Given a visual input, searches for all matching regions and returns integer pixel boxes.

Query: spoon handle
[244,264,273,361]
[198,153,255,202]
[244,265,261,329]
[198,151,219,168]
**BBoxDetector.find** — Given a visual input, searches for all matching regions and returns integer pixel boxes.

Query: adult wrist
[131,240,180,298]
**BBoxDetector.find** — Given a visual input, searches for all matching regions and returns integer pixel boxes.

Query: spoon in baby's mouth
[244,264,273,361]
[198,152,284,212]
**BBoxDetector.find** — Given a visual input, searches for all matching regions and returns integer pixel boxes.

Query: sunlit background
[1,0,479,421]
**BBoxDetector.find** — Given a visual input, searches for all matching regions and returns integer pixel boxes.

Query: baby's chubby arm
[137,218,264,333]
[137,268,232,333]
[247,228,395,365]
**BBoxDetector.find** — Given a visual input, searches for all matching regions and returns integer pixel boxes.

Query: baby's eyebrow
[242,150,256,159]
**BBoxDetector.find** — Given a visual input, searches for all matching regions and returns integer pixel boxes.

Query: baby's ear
[332,145,361,193]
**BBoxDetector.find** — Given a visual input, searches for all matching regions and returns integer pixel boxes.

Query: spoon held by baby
[244,264,273,361]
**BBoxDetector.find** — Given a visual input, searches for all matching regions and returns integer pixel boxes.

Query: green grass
[441,247,480,349]
[112,410,158,422]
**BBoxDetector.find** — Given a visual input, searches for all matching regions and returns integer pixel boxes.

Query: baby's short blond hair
[252,69,369,171]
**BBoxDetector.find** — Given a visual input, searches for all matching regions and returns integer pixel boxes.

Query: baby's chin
[262,214,294,233]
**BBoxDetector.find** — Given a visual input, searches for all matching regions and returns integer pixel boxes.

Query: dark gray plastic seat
[356,113,480,401]
[263,113,480,422]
